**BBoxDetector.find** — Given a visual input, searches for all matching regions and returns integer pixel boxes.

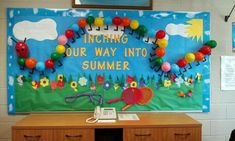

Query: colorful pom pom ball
[177,58,187,68]
[58,35,68,45]
[94,17,104,27]
[56,45,66,54]
[194,52,204,61]
[155,30,166,39]
[157,39,168,48]
[130,20,139,30]
[25,58,37,69]
[161,62,171,72]
[185,53,195,63]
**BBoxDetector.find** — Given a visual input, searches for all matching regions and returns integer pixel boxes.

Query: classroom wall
[0,0,234,141]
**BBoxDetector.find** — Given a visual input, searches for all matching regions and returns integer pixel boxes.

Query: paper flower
[57,74,64,81]
[114,83,119,90]
[175,77,184,87]
[187,78,194,85]
[90,83,97,91]
[57,80,65,88]
[130,81,137,88]
[50,80,57,92]
[70,81,78,92]
[163,80,171,88]
[103,81,112,90]
[40,77,49,87]
[121,83,128,90]
[79,77,88,86]
[187,90,193,97]
[17,75,24,86]
[195,73,202,81]
[126,75,135,83]
[97,75,104,85]
[139,79,145,87]
[184,77,192,86]
[178,91,185,97]
[170,74,176,83]
[31,81,40,89]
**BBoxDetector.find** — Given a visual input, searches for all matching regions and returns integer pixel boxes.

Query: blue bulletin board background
[233,22,235,51]
[7,8,210,114]
[76,0,151,7]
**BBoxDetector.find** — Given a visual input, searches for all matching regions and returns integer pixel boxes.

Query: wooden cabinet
[54,129,94,141]
[167,127,201,141]
[12,113,201,141]
[12,129,53,141]
[124,127,201,141]
[124,128,168,141]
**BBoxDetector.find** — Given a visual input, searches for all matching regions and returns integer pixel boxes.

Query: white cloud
[9,104,13,112]
[165,23,189,37]
[205,97,210,101]
[98,11,104,17]
[151,12,170,19]
[9,76,14,86]
[203,65,209,69]
[159,13,170,17]
[202,105,208,110]
[8,36,12,46]
[204,79,210,84]
[65,9,90,17]
[139,10,144,17]
[62,11,67,17]
[186,12,200,18]
[176,11,201,18]
[33,8,38,14]
[46,8,69,13]
[205,31,210,35]
[9,10,14,18]
[13,18,58,41]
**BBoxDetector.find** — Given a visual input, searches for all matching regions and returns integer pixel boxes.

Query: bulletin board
[7,8,213,114]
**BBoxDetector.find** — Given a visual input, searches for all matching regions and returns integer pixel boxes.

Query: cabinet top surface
[13,113,201,129]
[13,113,201,128]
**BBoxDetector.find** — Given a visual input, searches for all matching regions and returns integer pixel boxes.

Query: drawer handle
[135,133,152,137]
[24,135,41,139]
[65,134,83,138]
[174,133,191,136]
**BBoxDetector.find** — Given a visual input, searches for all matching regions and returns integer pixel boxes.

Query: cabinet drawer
[124,128,167,141]
[167,127,201,141]
[54,129,94,141]
[12,129,53,141]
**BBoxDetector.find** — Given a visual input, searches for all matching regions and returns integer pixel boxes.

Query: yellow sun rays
[186,19,203,42]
